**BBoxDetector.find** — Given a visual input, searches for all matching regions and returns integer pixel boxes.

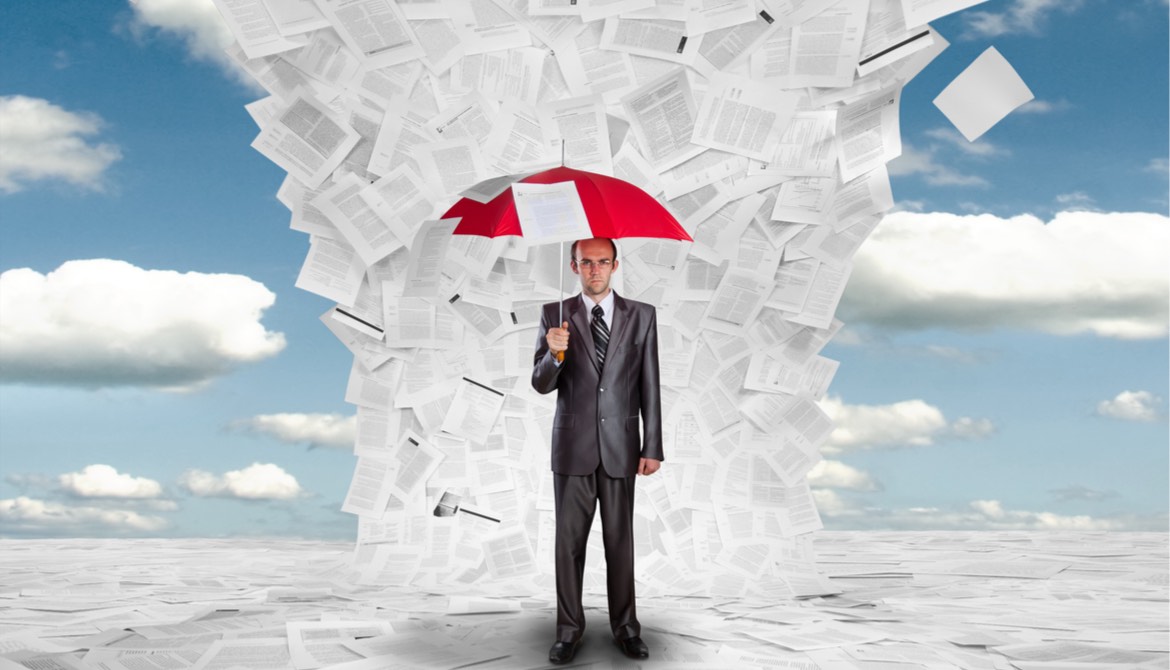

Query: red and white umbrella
[442,166,692,348]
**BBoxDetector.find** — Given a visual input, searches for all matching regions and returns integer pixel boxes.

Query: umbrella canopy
[442,166,691,243]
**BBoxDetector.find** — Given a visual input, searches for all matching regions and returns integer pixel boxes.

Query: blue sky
[0,0,1166,538]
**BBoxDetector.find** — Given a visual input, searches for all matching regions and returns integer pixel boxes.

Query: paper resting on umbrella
[510,182,594,245]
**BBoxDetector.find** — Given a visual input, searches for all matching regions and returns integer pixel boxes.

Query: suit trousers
[553,465,640,643]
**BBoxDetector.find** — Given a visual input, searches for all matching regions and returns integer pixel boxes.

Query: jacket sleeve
[531,304,564,395]
[639,308,664,461]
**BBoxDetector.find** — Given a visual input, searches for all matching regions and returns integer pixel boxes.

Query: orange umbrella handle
[555,350,565,363]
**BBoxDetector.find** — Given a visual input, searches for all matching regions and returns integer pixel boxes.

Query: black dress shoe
[615,635,649,659]
[549,639,580,665]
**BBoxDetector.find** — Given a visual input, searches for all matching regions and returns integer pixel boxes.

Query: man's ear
[570,260,580,275]
[611,259,619,273]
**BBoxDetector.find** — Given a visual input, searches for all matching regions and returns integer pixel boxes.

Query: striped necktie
[591,304,609,369]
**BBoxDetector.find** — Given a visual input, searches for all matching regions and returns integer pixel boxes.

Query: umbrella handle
[557,241,566,364]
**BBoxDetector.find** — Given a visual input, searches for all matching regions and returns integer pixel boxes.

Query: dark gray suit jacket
[532,292,664,478]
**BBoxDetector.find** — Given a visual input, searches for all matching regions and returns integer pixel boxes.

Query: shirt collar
[580,290,615,319]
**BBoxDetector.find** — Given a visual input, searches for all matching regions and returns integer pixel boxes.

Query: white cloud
[146,499,181,512]
[818,396,995,454]
[950,417,996,439]
[1049,485,1118,502]
[59,464,163,499]
[233,413,357,450]
[0,496,168,534]
[965,499,1119,530]
[840,211,1170,339]
[922,127,1009,158]
[1096,390,1163,422]
[887,143,988,187]
[179,463,304,500]
[810,488,854,516]
[807,460,880,491]
[1054,191,1098,211]
[127,0,239,77]
[1015,99,1072,114]
[815,495,1154,530]
[892,199,927,213]
[964,0,1083,38]
[0,259,286,390]
[921,345,983,364]
[0,95,122,194]
[820,396,945,452]
[1144,158,1169,175]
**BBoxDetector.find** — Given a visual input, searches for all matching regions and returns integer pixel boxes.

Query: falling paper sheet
[934,46,1034,142]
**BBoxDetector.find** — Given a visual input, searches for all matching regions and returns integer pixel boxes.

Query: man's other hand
[547,321,569,354]
[637,458,661,476]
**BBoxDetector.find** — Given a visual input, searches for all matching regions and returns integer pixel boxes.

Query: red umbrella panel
[441,166,692,243]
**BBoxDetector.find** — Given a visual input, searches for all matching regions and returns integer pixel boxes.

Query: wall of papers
[211,0,1030,594]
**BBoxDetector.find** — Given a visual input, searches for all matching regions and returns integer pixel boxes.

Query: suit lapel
[600,292,630,384]
[568,295,600,376]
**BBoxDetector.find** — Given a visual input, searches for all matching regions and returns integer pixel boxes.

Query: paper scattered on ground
[1,532,1164,669]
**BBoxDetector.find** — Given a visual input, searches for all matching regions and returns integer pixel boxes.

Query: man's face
[571,238,618,299]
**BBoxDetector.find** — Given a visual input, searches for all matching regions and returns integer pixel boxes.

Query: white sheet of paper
[314,173,404,266]
[510,181,593,244]
[413,137,487,196]
[364,164,437,248]
[538,94,614,175]
[771,176,836,225]
[784,261,852,329]
[933,46,1034,142]
[450,48,545,106]
[341,456,395,518]
[314,0,423,68]
[701,267,772,335]
[295,235,366,305]
[291,28,361,87]
[835,86,902,182]
[758,111,838,178]
[694,8,777,74]
[335,275,386,339]
[390,431,445,499]
[212,0,308,59]
[692,72,798,161]
[800,214,879,267]
[189,638,294,670]
[600,17,701,66]
[857,0,935,77]
[403,218,460,297]
[252,93,361,189]
[429,92,495,145]
[482,526,538,579]
[621,67,705,171]
[441,377,507,444]
[787,0,868,88]
[556,23,638,102]
[412,18,465,75]
[266,0,330,36]
[287,621,393,670]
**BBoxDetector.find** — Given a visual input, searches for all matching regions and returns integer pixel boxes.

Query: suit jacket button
[600,387,605,392]
[601,418,605,423]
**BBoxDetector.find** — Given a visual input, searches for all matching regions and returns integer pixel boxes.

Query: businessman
[531,237,663,665]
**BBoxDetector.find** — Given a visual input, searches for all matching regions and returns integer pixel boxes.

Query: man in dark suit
[532,237,663,665]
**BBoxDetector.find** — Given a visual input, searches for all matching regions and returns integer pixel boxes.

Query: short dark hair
[571,238,618,262]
